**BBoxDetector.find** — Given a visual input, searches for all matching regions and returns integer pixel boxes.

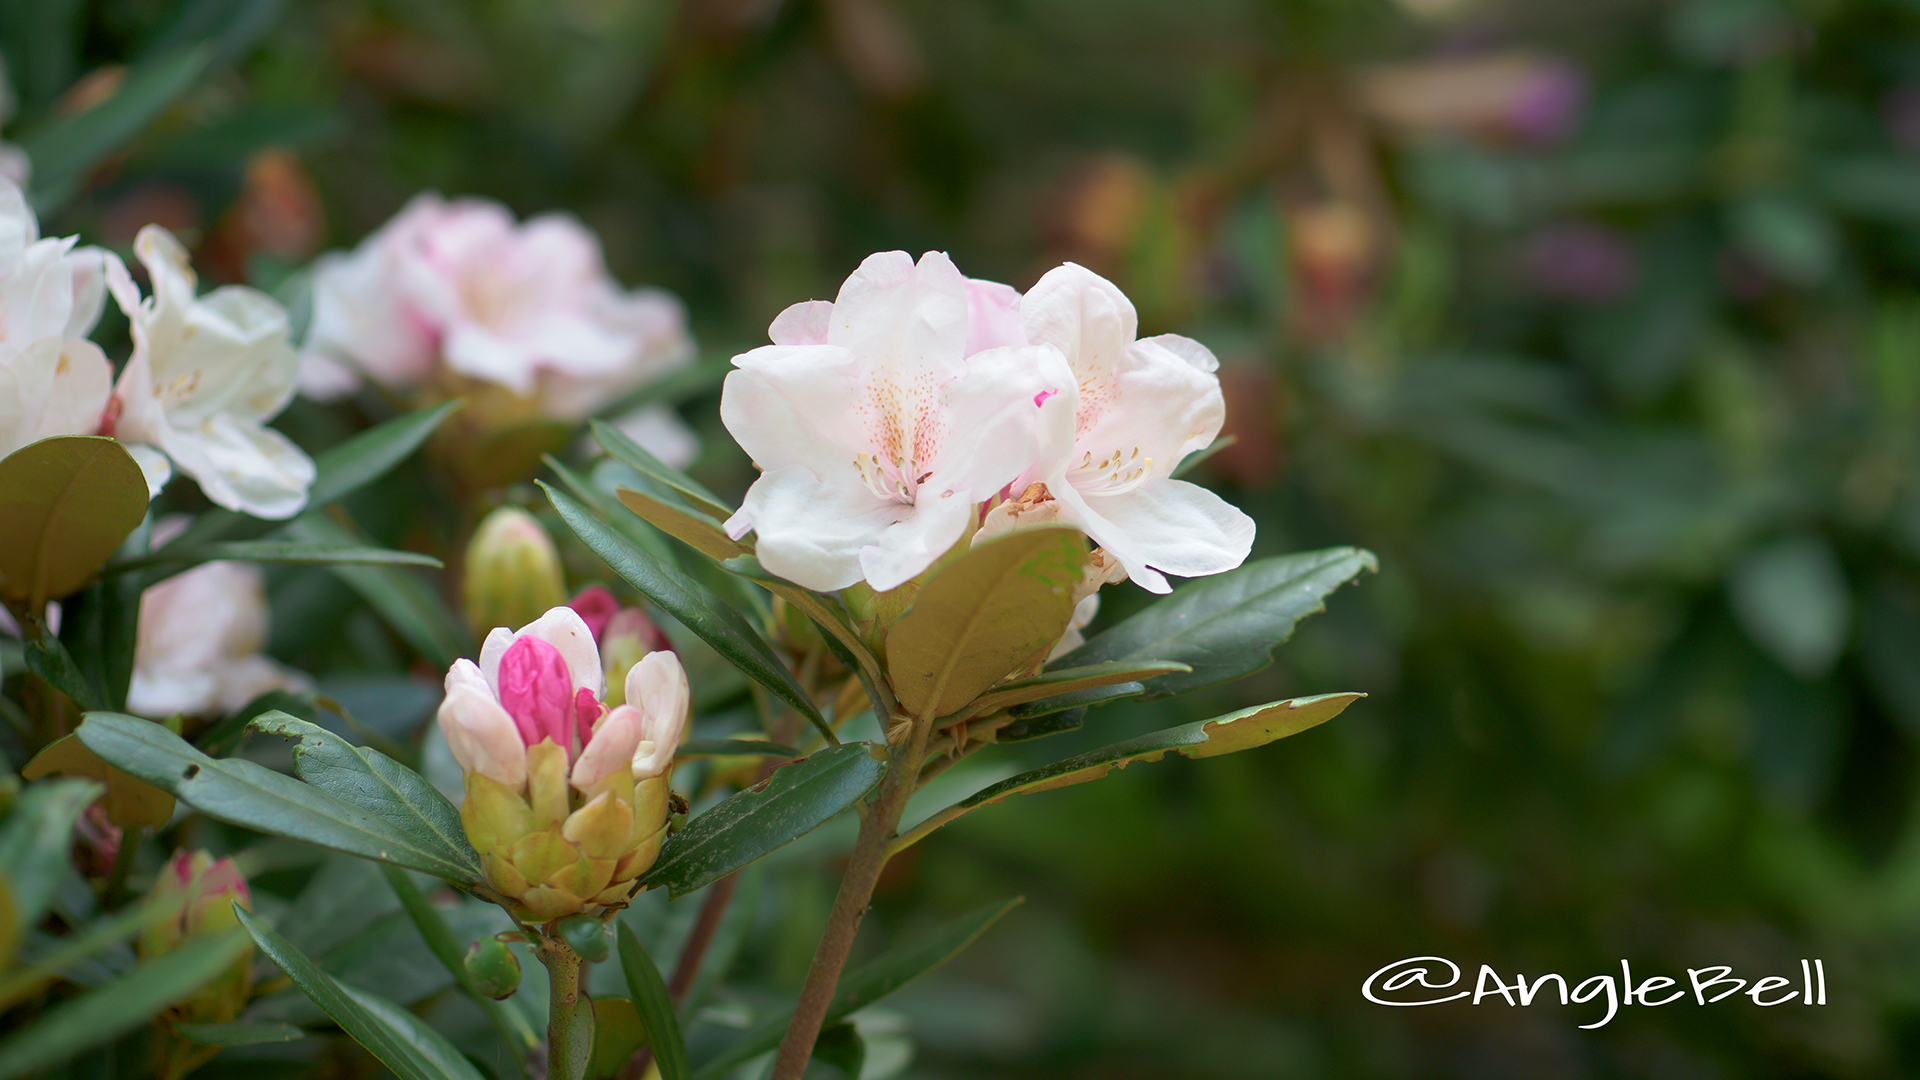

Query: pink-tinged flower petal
[922,343,1076,507]
[568,586,620,642]
[516,606,607,699]
[737,466,910,591]
[719,344,864,477]
[437,659,528,788]
[826,251,969,377]
[1049,477,1254,594]
[571,703,643,790]
[498,636,576,750]
[964,278,1026,355]
[627,652,689,780]
[769,300,834,345]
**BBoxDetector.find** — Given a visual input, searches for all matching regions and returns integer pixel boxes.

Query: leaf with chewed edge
[891,694,1364,853]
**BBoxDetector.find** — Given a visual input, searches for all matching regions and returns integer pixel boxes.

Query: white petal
[0,177,34,259]
[1069,335,1225,487]
[62,246,107,341]
[572,703,642,790]
[152,414,315,519]
[719,345,864,475]
[602,403,700,470]
[826,250,969,379]
[516,605,607,699]
[964,278,1026,354]
[303,245,437,391]
[923,343,1076,502]
[442,323,539,396]
[769,299,834,345]
[1019,263,1138,426]
[858,482,973,592]
[738,465,907,591]
[126,444,172,499]
[479,627,516,697]
[1058,477,1254,591]
[437,674,528,789]
[627,651,689,779]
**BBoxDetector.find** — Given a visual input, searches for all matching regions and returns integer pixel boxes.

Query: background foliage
[6,0,1920,1076]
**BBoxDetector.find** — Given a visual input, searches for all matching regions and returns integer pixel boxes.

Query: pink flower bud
[498,635,576,752]
[570,703,644,790]
[568,586,620,642]
[438,659,528,788]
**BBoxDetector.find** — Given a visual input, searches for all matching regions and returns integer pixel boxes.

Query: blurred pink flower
[300,195,695,454]
[1519,221,1636,303]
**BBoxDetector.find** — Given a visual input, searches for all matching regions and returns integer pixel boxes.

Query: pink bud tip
[569,587,620,642]
[1034,388,1057,407]
[574,687,603,749]
[498,635,578,753]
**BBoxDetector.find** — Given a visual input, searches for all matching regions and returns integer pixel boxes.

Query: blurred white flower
[127,520,308,717]
[299,194,696,448]
[719,250,1074,591]
[0,57,29,189]
[0,179,110,460]
[106,226,314,517]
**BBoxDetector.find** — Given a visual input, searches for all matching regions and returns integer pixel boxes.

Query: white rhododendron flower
[298,194,695,445]
[128,521,309,717]
[1009,262,1253,593]
[0,179,110,459]
[106,226,314,517]
[719,250,1075,591]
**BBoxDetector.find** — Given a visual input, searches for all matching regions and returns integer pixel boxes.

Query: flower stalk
[537,933,593,1080]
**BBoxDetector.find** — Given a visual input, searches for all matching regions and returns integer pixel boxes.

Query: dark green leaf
[886,527,1085,720]
[247,712,480,883]
[589,997,647,1080]
[0,778,102,934]
[592,417,731,519]
[236,906,490,1080]
[811,1022,865,1079]
[996,708,1086,744]
[1055,547,1377,699]
[175,1021,306,1045]
[643,743,885,899]
[109,541,442,574]
[378,865,536,1062]
[690,897,1022,1080]
[1007,681,1146,717]
[76,712,482,883]
[615,486,746,562]
[23,632,100,711]
[20,46,212,213]
[0,904,147,1012]
[0,929,252,1080]
[0,436,149,607]
[290,516,471,668]
[616,924,691,1080]
[548,456,678,566]
[544,482,832,743]
[674,739,801,759]
[893,694,1363,852]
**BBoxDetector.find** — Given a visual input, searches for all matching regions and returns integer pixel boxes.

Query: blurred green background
[14,0,1920,1075]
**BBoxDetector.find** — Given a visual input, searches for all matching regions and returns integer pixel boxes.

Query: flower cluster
[0,177,314,520]
[298,194,697,463]
[719,252,1254,594]
[437,605,687,921]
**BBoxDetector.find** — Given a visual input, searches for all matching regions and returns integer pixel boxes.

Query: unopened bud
[140,850,254,1023]
[599,608,668,707]
[556,914,610,963]
[464,937,522,999]
[464,507,568,639]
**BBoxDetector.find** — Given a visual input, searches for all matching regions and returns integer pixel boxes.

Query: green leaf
[289,515,471,668]
[23,632,100,711]
[615,486,747,562]
[0,904,147,1012]
[58,516,148,710]
[236,905,490,1080]
[643,743,885,899]
[996,707,1086,744]
[592,418,731,519]
[19,46,212,214]
[615,924,691,1080]
[886,527,1086,721]
[0,436,149,606]
[548,456,679,566]
[0,778,103,935]
[894,694,1363,852]
[1006,680,1148,718]
[589,997,648,1080]
[378,865,536,1062]
[76,712,483,883]
[1055,547,1377,699]
[149,400,463,559]
[174,1021,307,1045]
[674,739,801,759]
[691,897,1022,1080]
[544,482,833,743]
[0,929,252,1080]
[110,541,442,574]
[966,660,1191,718]
[248,712,481,883]
[811,1022,865,1079]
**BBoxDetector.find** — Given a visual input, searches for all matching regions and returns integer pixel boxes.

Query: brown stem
[768,712,930,1079]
